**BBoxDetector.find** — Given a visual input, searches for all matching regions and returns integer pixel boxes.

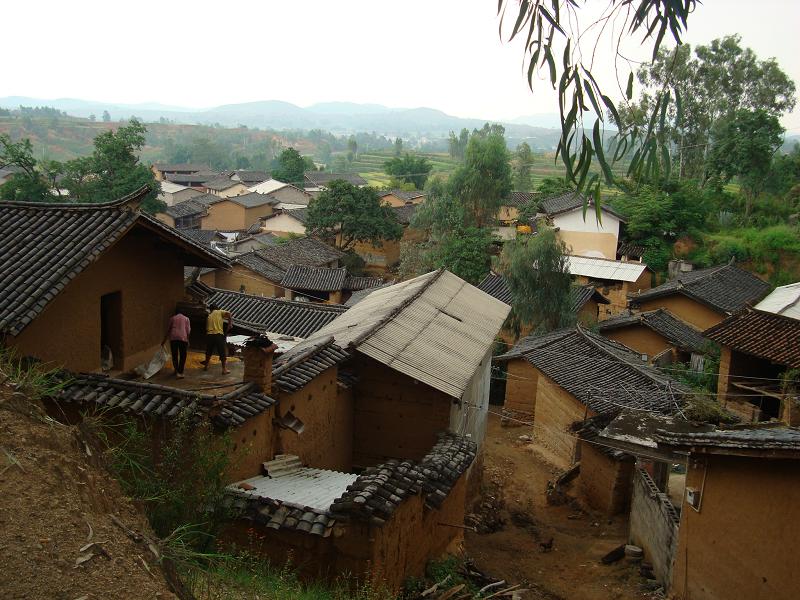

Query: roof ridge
[576,325,670,386]
[0,184,151,210]
[346,269,445,350]
[207,286,347,312]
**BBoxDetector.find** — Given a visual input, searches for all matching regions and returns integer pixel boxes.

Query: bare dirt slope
[0,382,178,600]
[465,413,659,600]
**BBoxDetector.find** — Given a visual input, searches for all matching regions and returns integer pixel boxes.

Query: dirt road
[464,412,659,600]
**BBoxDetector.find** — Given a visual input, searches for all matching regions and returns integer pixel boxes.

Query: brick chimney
[242,338,278,393]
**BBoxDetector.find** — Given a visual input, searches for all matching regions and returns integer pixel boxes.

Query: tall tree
[384,153,433,190]
[101,110,111,122]
[498,229,573,333]
[449,126,512,227]
[512,142,534,191]
[394,137,403,156]
[707,109,784,218]
[270,147,307,185]
[305,181,402,251]
[0,135,53,202]
[347,136,358,160]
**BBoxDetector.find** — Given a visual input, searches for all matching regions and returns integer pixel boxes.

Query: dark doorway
[100,292,123,369]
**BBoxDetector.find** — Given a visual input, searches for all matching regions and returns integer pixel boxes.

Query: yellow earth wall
[225,408,278,482]
[637,295,723,331]
[532,372,592,468]
[579,440,634,515]
[503,359,538,415]
[214,265,283,297]
[601,325,672,359]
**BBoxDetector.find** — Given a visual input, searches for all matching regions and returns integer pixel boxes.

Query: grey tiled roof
[343,276,385,291]
[258,237,344,270]
[477,272,607,313]
[53,374,275,429]
[272,336,351,393]
[153,163,209,173]
[330,432,477,525]
[704,308,800,368]
[165,193,218,218]
[539,191,626,221]
[502,191,539,208]
[224,192,278,209]
[203,176,242,191]
[477,272,513,305]
[235,251,286,282]
[179,229,225,247]
[392,204,418,225]
[282,207,308,223]
[632,264,771,314]
[656,426,800,451]
[304,171,368,187]
[223,492,336,537]
[496,327,684,415]
[281,265,347,292]
[206,288,347,338]
[598,309,707,352]
[0,188,226,337]
[617,241,646,259]
[231,170,270,184]
[165,170,220,184]
[379,189,425,201]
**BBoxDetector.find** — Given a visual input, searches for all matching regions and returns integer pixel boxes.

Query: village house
[704,306,800,424]
[657,426,800,600]
[497,191,538,226]
[200,192,278,231]
[494,327,682,467]
[629,262,771,331]
[203,176,250,198]
[536,191,626,259]
[0,186,228,373]
[164,170,221,189]
[228,170,270,186]
[566,255,652,317]
[151,162,210,182]
[248,178,313,207]
[378,189,425,207]
[280,266,384,304]
[352,204,423,272]
[597,308,708,367]
[156,193,219,229]
[224,231,281,255]
[304,171,367,195]
[156,180,203,206]
[261,208,308,237]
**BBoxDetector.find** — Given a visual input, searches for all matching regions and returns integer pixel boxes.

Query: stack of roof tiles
[329,432,477,525]
[598,309,707,352]
[53,374,275,428]
[224,493,337,537]
[496,327,684,415]
[632,263,770,314]
[704,308,800,368]
[204,288,347,338]
[271,336,351,393]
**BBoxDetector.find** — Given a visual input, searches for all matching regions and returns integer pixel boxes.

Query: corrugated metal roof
[755,282,800,321]
[288,270,510,399]
[248,179,291,194]
[230,467,358,511]
[160,180,190,194]
[566,255,649,283]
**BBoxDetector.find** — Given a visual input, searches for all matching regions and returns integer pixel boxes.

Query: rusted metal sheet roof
[289,270,510,399]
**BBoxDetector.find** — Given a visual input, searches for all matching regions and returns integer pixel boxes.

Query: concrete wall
[214,265,283,297]
[351,355,451,468]
[532,372,591,468]
[12,227,186,373]
[579,441,634,515]
[503,358,538,415]
[276,367,353,472]
[671,455,800,600]
[601,324,672,360]
[637,295,723,331]
[629,468,680,588]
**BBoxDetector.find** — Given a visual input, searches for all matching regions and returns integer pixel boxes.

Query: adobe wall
[532,372,591,468]
[504,359,538,415]
[215,183,249,198]
[154,212,175,228]
[579,441,634,515]
[225,408,277,482]
[244,204,274,227]
[12,228,185,373]
[201,200,246,230]
[558,231,618,260]
[636,295,723,331]
[671,455,800,600]
[214,265,283,297]
[577,300,599,325]
[276,367,353,472]
[601,325,671,360]
[715,346,732,403]
[629,468,679,588]
[351,355,451,468]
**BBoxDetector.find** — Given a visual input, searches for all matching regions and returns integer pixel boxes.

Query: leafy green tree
[394,137,403,156]
[305,181,402,251]
[449,127,512,227]
[102,110,111,122]
[707,109,784,217]
[498,229,573,332]
[0,134,53,202]
[347,136,358,160]
[270,147,307,185]
[448,128,470,160]
[512,142,534,191]
[537,177,571,196]
[765,144,800,200]
[434,226,493,284]
[384,153,433,190]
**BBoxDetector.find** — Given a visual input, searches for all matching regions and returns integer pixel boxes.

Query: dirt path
[464,412,658,600]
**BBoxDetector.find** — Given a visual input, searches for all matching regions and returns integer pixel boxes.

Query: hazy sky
[3,1,799,129]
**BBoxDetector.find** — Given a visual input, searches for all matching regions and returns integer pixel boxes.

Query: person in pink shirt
[163,309,191,378]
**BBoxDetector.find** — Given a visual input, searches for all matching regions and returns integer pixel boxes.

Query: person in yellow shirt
[201,304,233,374]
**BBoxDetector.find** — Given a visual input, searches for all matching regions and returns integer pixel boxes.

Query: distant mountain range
[0,96,565,149]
